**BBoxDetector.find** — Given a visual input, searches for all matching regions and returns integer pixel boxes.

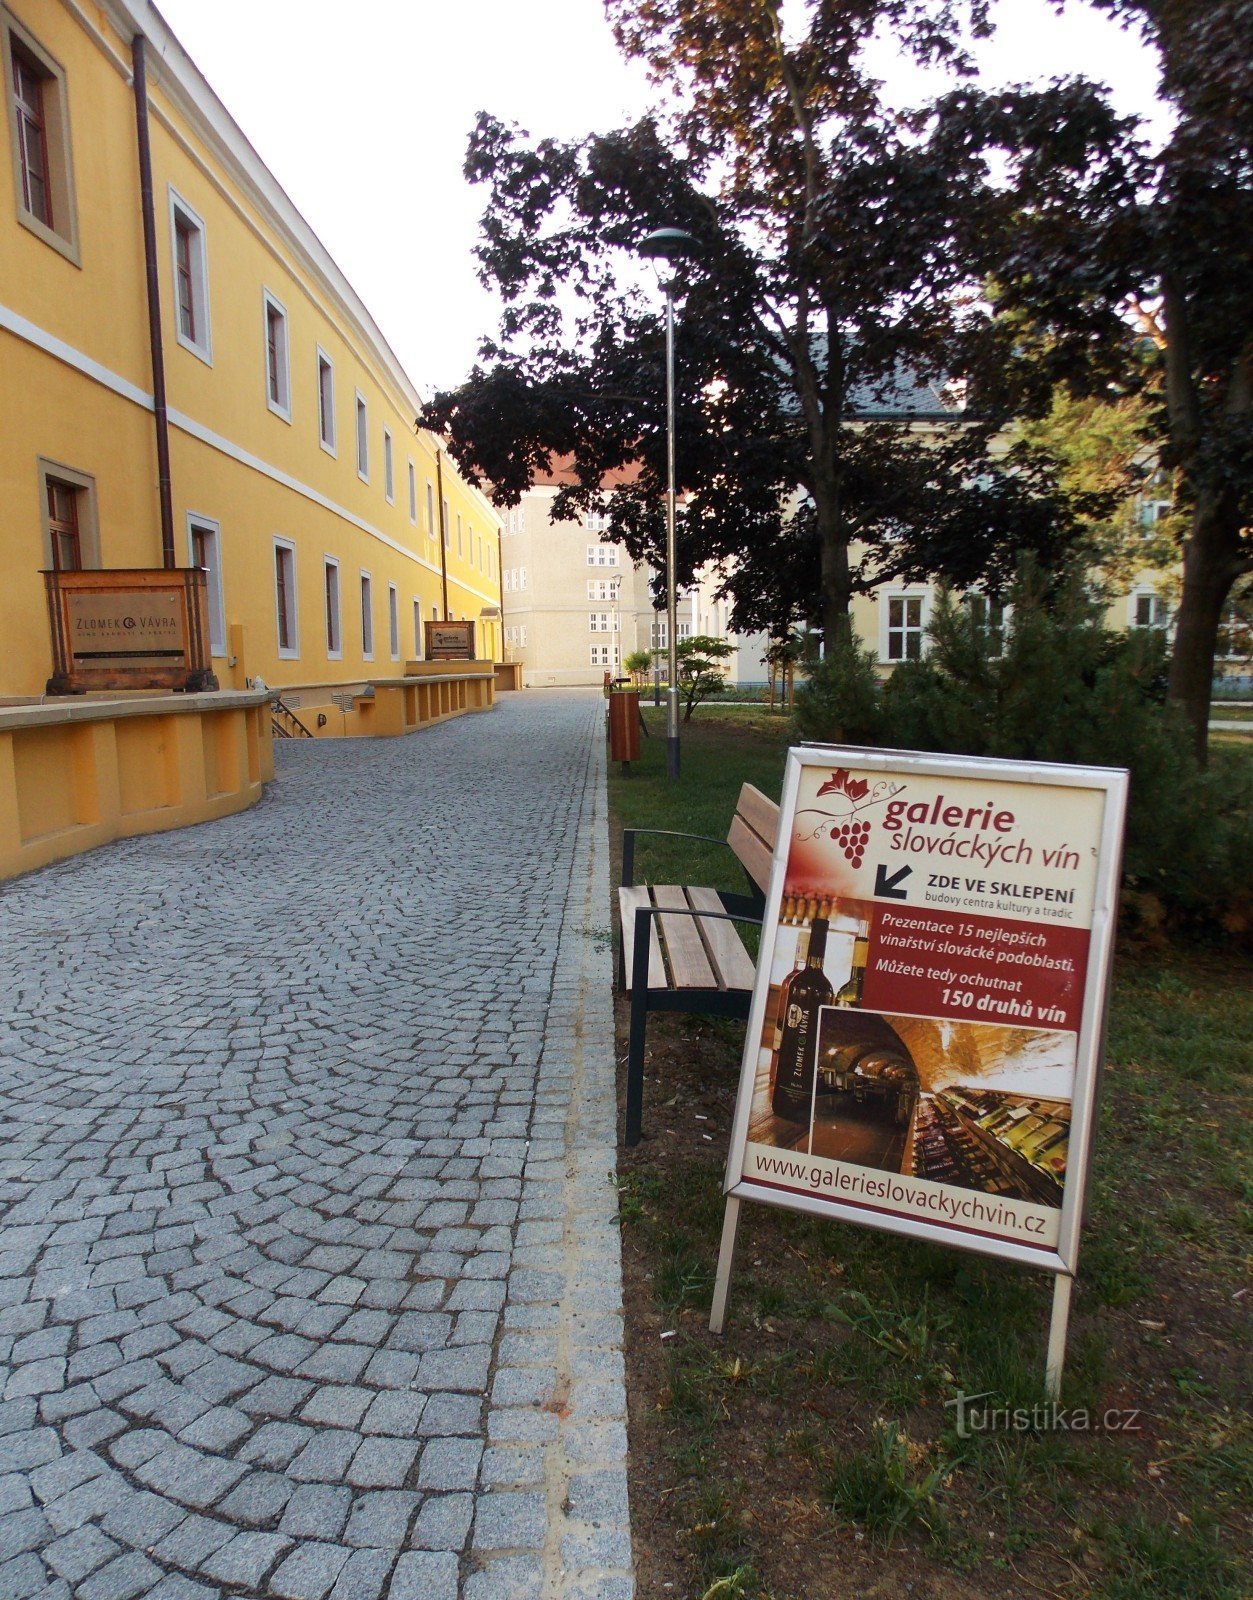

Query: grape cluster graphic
[836,818,871,866]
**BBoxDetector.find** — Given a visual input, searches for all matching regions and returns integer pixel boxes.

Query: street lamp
[639,226,700,780]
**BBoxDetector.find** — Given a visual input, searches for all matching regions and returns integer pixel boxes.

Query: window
[388,583,399,659]
[477,533,484,570]
[650,618,667,650]
[1131,590,1168,631]
[589,612,618,633]
[384,429,394,503]
[274,539,298,657]
[517,565,526,591]
[456,514,463,557]
[886,594,925,662]
[169,191,211,361]
[355,392,368,479]
[317,350,336,452]
[442,499,450,547]
[37,459,98,572]
[413,599,422,657]
[505,625,528,649]
[408,461,416,523]
[966,592,1007,654]
[1216,600,1251,662]
[3,15,78,262]
[678,620,692,642]
[262,291,290,419]
[324,558,341,658]
[504,507,525,536]
[1138,498,1171,538]
[360,572,373,658]
[426,482,436,538]
[590,644,620,666]
[188,517,226,657]
[585,510,610,533]
[587,544,618,566]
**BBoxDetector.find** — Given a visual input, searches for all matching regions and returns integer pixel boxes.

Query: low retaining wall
[0,690,274,881]
[274,662,496,738]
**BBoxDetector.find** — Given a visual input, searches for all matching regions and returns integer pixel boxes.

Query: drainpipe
[497,524,505,661]
[132,34,176,570]
[434,447,450,620]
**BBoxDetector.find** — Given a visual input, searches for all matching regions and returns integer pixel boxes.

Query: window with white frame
[1217,599,1250,661]
[261,291,290,418]
[317,349,336,453]
[187,517,225,657]
[408,461,416,522]
[590,644,620,666]
[273,538,298,657]
[589,612,618,633]
[169,191,211,361]
[1131,589,1168,630]
[3,13,79,263]
[360,572,374,657]
[1138,498,1171,538]
[504,507,526,536]
[587,544,619,566]
[650,618,667,650]
[388,584,400,659]
[678,620,692,641]
[384,429,394,503]
[456,514,463,557]
[324,558,342,658]
[442,499,450,547]
[588,578,619,601]
[427,482,436,538]
[966,592,1008,653]
[355,392,368,479]
[584,510,610,533]
[413,599,422,657]
[885,594,925,661]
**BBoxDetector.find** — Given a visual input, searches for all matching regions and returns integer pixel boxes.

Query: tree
[623,648,653,687]
[672,634,736,720]
[422,0,1096,652]
[930,0,1252,758]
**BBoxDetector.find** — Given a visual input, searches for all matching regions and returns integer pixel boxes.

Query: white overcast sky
[152,0,1163,397]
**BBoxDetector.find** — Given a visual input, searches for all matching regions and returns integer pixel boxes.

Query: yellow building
[0,0,502,720]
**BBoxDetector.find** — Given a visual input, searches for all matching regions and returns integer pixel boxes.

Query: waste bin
[608,688,641,766]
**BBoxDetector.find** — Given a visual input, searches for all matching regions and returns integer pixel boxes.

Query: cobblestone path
[0,691,630,1600]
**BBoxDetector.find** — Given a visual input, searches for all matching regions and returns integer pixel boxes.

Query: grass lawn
[611,704,1251,1600]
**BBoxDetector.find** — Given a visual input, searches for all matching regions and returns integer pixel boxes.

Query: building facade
[1,0,501,710]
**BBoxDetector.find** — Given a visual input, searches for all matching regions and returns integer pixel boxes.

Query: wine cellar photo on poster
[749,890,1076,1212]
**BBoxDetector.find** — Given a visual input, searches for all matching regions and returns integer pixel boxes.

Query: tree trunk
[1167,495,1242,767]
[813,484,853,649]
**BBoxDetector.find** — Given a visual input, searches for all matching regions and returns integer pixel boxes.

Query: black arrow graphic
[874,863,912,900]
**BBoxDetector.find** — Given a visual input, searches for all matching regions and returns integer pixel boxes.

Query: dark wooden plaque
[45,568,218,693]
[424,620,477,661]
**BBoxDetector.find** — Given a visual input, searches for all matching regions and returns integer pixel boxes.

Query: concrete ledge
[0,691,275,881]
[273,670,496,738]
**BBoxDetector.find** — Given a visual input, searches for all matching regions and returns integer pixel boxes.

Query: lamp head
[638,227,701,263]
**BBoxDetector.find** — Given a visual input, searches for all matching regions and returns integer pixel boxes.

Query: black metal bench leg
[625,905,652,1147]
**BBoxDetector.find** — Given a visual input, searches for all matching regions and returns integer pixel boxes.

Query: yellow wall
[0,0,501,698]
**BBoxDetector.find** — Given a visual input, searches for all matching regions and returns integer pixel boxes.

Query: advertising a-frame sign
[711,745,1128,1395]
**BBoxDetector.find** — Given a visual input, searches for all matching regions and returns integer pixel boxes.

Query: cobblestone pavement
[0,691,631,1600]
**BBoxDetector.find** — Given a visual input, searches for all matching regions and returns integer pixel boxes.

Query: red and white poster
[722,748,1128,1274]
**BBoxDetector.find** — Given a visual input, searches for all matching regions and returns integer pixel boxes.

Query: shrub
[793,635,884,745]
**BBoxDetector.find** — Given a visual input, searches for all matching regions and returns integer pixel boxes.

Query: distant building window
[384,429,394,503]
[456,514,463,557]
[169,192,211,361]
[678,620,691,642]
[587,544,618,566]
[3,17,78,262]
[189,517,226,657]
[442,499,450,548]
[590,644,619,666]
[413,599,422,657]
[966,592,1007,653]
[585,511,610,534]
[360,572,374,658]
[408,461,416,522]
[324,558,341,658]
[355,393,368,480]
[589,612,618,633]
[317,350,336,452]
[274,539,298,657]
[1139,498,1171,538]
[650,618,667,650]
[588,578,619,601]
[263,292,290,419]
[886,594,925,661]
[1131,590,1167,631]
[505,507,526,536]
[427,482,436,538]
[388,583,399,659]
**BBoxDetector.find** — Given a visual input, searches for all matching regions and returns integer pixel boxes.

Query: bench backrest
[726,783,780,895]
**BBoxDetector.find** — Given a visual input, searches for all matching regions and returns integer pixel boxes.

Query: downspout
[497,524,505,661]
[132,34,176,569]
[434,447,450,620]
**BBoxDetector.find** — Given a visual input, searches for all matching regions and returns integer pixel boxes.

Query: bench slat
[619,885,665,992]
[688,887,757,991]
[654,885,717,990]
[727,812,775,895]
[735,783,779,851]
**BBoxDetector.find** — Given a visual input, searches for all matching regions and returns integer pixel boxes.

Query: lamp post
[639,226,700,780]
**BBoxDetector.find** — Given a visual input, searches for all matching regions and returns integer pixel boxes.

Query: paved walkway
[0,691,630,1600]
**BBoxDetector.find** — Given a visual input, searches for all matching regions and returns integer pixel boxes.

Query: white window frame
[413,599,422,657]
[1130,588,1167,631]
[360,570,374,659]
[427,482,436,539]
[186,514,225,658]
[3,12,80,265]
[168,188,212,364]
[273,536,299,659]
[883,591,927,663]
[316,347,336,455]
[456,514,463,557]
[324,556,342,660]
[587,544,619,567]
[442,499,450,548]
[355,390,369,482]
[384,428,394,504]
[590,644,620,667]
[408,460,417,523]
[650,618,668,650]
[388,582,400,661]
[589,612,618,633]
[261,289,291,421]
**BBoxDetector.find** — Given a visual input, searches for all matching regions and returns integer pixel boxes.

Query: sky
[152,0,1164,398]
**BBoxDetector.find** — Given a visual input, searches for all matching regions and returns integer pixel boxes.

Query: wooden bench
[617,782,780,1145]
